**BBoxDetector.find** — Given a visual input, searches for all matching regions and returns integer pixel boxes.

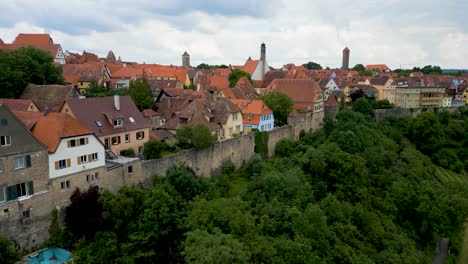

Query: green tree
[352,64,365,72]
[0,47,64,98]
[176,125,194,149]
[183,229,251,264]
[143,140,167,159]
[352,97,374,119]
[228,69,252,88]
[411,112,445,155]
[359,70,373,76]
[128,78,153,110]
[0,236,19,264]
[302,61,322,70]
[261,91,294,126]
[48,209,65,247]
[192,124,217,150]
[74,231,121,264]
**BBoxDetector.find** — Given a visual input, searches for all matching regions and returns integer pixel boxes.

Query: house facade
[230,99,274,132]
[0,34,66,64]
[62,95,150,156]
[0,104,51,250]
[30,113,107,207]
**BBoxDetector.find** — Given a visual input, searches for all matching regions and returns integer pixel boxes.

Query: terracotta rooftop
[31,112,92,153]
[325,94,339,107]
[365,64,390,71]
[0,99,37,112]
[12,111,44,130]
[264,79,323,111]
[1,33,61,58]
[62,62,108,83]
[243,59,260,75]
[229,99,272,125]
[20,84,79,112]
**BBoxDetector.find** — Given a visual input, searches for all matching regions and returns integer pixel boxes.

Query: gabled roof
[20,84,79,112]
[12,111,44,130]
[325,94,339,107]
[264,79,323,111]
[365,64,390,71]
[62,62,108,83]
[64,96,150,137]
[31,112,92,153]
[229,99,272,125]
[243,59,260,75]
[3,33,61,58]
[112,67,146,79]
[142,109,159,117]
[209,76,230,90]
[0,99,37,112]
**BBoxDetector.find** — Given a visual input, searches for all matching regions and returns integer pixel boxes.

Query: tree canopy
[0,46,64,98]
[57,106,468,264]
[261,91,294,126]
[196,63,229,69]
[176,124,217,150]
[128,78,154,110]
[351,64,365,72]
[302,61,322,70]
[228,69,252,88]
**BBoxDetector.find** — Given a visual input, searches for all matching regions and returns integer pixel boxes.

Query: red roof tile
[264,79,323,111]
[229,99,272,125]
[0,99,37,112]
[32,112,92,153]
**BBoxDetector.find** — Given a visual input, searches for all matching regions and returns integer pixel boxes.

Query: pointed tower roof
[182,51,189,56]
[344,47,350,51]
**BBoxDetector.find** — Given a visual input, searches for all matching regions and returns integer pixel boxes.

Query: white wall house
[49,134,105,179]
[325,79,340,91]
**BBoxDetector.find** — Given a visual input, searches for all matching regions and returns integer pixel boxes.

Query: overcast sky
[1,0,467,69]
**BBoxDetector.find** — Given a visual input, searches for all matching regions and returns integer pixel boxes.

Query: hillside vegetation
[58,105,468,263]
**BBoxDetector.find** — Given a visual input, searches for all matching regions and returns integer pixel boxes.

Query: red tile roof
[142,109,159,117]
[12,111,44,130]
[243,59,260,75]
[229,99,272,125]
[325,94,339,107]
[209,76,230,90]
[62,62,108,83]
[2,33,61,58]
[264,79,323,111]
[31,112,92,153]
[0,99,37,112]
[365,64,390,71]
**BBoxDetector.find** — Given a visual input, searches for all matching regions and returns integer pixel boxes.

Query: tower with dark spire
[260,43,266,80]
[182,51,190,67]
[342,47,350,70]
[107,50,116,63]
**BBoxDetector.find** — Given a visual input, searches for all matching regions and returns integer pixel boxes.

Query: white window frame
[92,153,98,161]
[113,118,123,127]
[1,136,11,146]
[14,156,26,170]
[125,133,130,143]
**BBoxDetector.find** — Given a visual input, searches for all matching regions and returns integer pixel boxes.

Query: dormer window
[247,114,252,120]
[113,118,123,127]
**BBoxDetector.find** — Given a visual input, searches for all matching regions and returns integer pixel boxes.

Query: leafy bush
[120,148,135,157]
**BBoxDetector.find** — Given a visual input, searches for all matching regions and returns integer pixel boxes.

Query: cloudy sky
[1,0,467,69]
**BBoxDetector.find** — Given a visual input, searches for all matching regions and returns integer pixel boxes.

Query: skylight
[129,117,135,123]
[96,121,103,127]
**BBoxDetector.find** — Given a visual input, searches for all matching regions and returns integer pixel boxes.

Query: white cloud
[1,0,467,69]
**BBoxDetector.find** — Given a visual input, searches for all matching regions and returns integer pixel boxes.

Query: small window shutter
[77,139,81,146]
[77,157,81,165]
[66,159,71,167]
[88,154,93,161]
[27,181,34,195]
[67,140,71,147]
[55,161,59,170]
[85,138,89,144]
[25,155,32,168]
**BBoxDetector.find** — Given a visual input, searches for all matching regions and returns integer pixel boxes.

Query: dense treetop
[0,46,64,98]
[46,106,468,264]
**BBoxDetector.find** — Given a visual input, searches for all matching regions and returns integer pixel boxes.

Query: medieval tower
[182,51,190,67]
[342,47,350,70]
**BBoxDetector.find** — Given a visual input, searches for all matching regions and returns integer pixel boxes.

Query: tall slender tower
[342,47,350,70]
[260,43,266,80]
[182,51,190,67]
